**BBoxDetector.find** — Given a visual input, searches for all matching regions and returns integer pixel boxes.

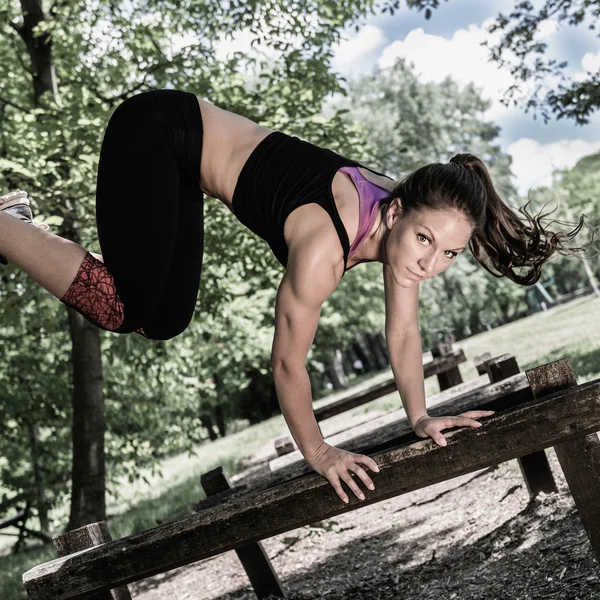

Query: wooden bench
[22,359,600,600]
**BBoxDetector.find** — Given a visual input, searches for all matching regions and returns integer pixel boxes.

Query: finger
[432,432,447,447]
[326,472,349,504]
[458,410,495,418]
[354,454,380,475]
[452,417,484,429]
[340,471,366,501]
[348,464,375,491]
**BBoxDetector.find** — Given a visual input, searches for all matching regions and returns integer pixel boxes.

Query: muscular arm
[383,263,494,444]
[271,238,339,457]
[271,234,380,503]
[383,263,428,427]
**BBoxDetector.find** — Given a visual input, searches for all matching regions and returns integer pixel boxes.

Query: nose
[418,252,437,275]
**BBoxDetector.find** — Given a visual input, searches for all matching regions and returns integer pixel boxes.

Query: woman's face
[384,202,473,287]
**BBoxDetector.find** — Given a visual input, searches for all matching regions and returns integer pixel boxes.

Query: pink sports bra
[339,166,391,266]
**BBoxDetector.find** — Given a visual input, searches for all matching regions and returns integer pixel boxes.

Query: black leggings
[63,90,204,340]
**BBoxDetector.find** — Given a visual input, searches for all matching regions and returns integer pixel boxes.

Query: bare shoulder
[285,223,346,302]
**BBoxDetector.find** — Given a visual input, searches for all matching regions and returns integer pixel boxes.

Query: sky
[329,0,600,195]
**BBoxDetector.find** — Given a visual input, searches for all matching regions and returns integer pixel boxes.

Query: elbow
[271,357,304,377]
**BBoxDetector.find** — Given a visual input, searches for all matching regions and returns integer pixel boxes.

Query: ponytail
[450,154,587,285]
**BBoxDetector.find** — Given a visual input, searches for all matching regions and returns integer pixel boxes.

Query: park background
[0,0,599,598]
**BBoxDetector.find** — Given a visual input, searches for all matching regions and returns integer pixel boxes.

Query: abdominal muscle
[196,97,362,269]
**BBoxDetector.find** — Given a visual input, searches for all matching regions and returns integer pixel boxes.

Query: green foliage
[0,0,384,530]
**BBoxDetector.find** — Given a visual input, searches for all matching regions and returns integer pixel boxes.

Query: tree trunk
[17,0,107,530]
[27,422,50,534]
[66,311,106,530]
[214,404,227,438]
[199,413,219,441]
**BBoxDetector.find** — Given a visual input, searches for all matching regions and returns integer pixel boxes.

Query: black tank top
[232,131,359,274]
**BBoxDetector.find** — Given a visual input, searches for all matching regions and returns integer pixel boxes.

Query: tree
[0,0,387,534]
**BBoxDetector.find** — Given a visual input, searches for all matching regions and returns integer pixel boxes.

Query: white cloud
[374,18,563,121]
[332,25,387,74]
[507,138,600,195]
[533,19,560,41]
[376,20,519,120]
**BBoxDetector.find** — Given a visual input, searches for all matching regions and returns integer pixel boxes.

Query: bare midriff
[196,97,363,268]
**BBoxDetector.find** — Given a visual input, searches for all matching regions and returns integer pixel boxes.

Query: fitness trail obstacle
[22,358,600,599]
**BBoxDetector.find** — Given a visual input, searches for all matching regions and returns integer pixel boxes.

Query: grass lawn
[1,295,599,599]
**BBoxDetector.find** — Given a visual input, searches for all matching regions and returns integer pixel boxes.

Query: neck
[352,211,387,265]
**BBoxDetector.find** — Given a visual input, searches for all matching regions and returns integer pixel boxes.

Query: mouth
[407,268,426,281]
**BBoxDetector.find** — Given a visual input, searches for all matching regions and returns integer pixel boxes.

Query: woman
[0,89,579,505]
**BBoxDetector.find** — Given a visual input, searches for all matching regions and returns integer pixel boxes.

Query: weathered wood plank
[529,359,600,561]
[314,350,466,422]
[269,374,491,472]
[23,375,600,600]
[53,522,132,600]
[200,468,285,599]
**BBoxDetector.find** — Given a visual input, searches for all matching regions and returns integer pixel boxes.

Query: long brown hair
[380,153,587,285]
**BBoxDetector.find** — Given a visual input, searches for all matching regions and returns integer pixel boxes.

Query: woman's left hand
[412,410,495,447]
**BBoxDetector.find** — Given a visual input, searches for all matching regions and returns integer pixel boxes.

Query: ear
[386,197,403,229]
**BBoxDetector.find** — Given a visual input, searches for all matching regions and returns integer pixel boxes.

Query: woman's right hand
[305,442,380,504]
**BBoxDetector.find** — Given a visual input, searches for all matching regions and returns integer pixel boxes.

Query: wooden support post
[432,342,463,391]
[201,468,285,599]
[53,522,132,600]
[528,359,600,561]
[485,354,557,497]
[473,352,492,375]
[274,436,295,457]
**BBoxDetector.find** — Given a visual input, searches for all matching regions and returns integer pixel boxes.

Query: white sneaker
[0,190,49,265]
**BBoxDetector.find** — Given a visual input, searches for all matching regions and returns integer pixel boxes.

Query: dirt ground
[131,412,600,600]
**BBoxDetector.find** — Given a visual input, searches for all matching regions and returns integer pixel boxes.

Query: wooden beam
[52,522,132,600]
[267,372,530,481]
[484,355,557,497]
[22,373,600,600]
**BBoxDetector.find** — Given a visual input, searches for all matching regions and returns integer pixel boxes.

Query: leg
[95,89,204,336]
[141,186,204,340]
[0,210,88,299]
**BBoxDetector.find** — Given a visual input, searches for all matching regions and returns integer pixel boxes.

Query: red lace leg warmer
[60,252,126,331]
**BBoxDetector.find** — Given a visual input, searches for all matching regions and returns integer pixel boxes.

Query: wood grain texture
[201,469,285,599]
[485,355,557,497]
[53,522,132,600]
[269,372,531,479]
[270,373,491,472]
